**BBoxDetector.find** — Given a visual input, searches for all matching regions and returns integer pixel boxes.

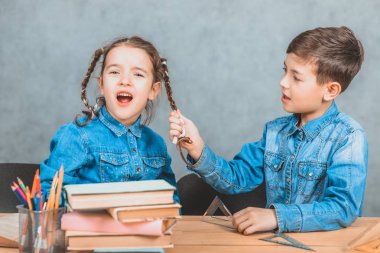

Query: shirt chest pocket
[99,153,130,183]
[297,161,327,197]
[264,153,286,190]
[141,156,166,179]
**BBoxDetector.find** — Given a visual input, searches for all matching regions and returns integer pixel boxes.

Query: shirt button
[285,200,289,204]
[137,167,141,172]
[286,178,291,183]
[291,155,295,160]
[274,164,278,169]
[132,148,136,152]
[309,172,313,177]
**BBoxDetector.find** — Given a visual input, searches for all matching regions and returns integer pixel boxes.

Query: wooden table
[166,216,380,253]
[1,214,379,253]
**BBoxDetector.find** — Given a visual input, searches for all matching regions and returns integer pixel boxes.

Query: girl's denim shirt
[188,102,368,232]
[40,106,179,203]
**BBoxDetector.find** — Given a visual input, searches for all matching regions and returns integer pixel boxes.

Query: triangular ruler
[260,233,315,251]
[201,196,234,229]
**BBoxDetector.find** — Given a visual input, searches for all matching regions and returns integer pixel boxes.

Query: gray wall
[1,0,379,216]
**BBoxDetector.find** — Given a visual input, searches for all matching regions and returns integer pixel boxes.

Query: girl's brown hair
[75,36,178,126]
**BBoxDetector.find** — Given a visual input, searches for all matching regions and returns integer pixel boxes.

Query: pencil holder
[17,205,66,253]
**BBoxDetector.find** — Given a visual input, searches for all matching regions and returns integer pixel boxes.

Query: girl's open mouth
[116,92,133,104]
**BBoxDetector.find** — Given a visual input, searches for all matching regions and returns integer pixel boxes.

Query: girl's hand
[232,207,278,235]
[169,110,204,162]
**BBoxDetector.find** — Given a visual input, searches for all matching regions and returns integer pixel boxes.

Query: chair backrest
[0,163,39,212]
[177,173,266,215]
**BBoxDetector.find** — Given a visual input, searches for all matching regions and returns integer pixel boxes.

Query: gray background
[1,0,379,216]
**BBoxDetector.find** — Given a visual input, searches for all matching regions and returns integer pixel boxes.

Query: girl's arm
[40,123,87,202]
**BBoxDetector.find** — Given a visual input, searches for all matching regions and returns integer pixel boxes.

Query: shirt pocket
[99,153,130,183]
[264,152,286,190]
[297,161,327,198]
[141,156,166,179]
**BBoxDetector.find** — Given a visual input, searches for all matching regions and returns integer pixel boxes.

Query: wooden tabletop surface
[1,214,379,253]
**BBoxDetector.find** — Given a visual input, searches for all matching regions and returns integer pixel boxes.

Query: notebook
[107,203,181,223]
[64,180,175,210]
[62,210,176,236]
[66,232,172,250]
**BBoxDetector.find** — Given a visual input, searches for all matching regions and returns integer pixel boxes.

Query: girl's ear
[98,76,104,96]
[323,81,341,101]
[148,81,161,100]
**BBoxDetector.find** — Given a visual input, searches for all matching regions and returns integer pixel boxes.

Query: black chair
[177,173,266,215]
[0,163,39,212]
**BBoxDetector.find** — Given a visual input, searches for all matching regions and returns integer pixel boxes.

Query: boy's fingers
[236,218,252,233]
[233,207,249,219]
[169,116,183,125]
[177,110,187,123]
[169,130,182,138]
[243,224,258,235]
[170,110,181,118]
[170,123,183,132]
[232,213,248,228]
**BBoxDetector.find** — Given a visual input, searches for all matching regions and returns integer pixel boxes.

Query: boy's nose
[280,75,288,88]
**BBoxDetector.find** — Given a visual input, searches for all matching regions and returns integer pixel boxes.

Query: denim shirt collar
[98,106,142,138]
[288,101,339,140]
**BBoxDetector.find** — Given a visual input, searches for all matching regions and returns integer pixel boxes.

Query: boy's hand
[169,110,204,162]
[232,207,278,235]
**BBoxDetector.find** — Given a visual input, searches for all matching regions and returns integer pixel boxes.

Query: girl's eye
[109,71,119,75]
[134,73,145,77]
[282,67,287,73]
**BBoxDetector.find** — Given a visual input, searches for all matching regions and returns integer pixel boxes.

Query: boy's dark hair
[75,36,178,127]
[287,26,364,93]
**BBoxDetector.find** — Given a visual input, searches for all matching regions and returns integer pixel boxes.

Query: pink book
[61,211,176,236]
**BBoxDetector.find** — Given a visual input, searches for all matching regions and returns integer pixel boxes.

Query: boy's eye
[293,76,301,82]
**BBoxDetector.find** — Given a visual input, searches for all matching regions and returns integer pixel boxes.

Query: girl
[40,36,179,203]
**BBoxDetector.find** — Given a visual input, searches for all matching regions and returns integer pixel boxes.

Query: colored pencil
[54,165,64,209]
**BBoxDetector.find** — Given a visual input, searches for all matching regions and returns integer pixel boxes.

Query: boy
[169,26,367,234]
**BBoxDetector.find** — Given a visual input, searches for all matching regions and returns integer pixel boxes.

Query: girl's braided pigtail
[161,58,195,167]
[161,58,178,111]
[74,48,104,126]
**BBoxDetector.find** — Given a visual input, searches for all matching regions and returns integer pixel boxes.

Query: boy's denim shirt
[189,102,368,232]
[40,106,179,203]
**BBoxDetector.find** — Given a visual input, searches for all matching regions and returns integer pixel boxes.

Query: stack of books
[62,180,181,251]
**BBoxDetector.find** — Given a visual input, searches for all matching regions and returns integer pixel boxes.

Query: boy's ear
[148,81,161,100]
[98,77,104,96]
[323,81,341,101]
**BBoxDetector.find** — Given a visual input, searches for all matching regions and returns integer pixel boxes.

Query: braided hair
[74,36,179,127]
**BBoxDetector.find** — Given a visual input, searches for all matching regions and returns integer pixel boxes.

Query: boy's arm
[272,129,368,232]
[169,110,266,194]
[187,141,266,194]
